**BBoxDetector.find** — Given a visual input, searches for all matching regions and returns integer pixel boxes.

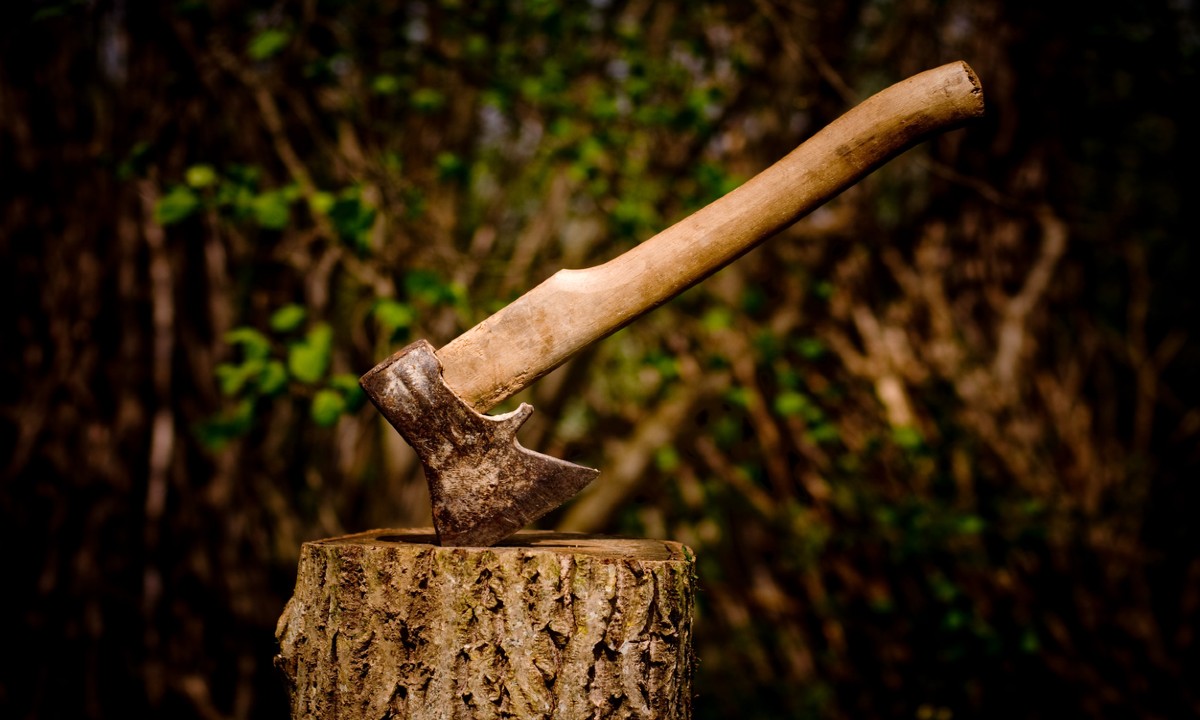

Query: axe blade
[360,340,599,547]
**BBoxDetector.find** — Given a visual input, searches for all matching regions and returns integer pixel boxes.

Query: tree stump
[275,529,695,719]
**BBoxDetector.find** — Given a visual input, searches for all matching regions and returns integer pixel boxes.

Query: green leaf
[373,299,416,339]
[464,33,488,58]
[326,192,376,250]
[700,306,733,333]
[404,269,456,305]
[1020,628,1041,654]
[31,4,70,21]
[328,373,366,411]
[774,391,810,417]
[724,386,752,408]
[931,574,960,602]
[311,389,347,427]
[280,183,303,202]
[740,285,767,316]
[287,323,332,383]
[692,162,742,203]
[224,327,271,361]
[258,359,289,395]
[611,197,658,236]
[196,398,255,449]
[382,152,403,173]
[956,514,986,535]
[248,29,290,60]
[371,74,402,95]
[519,77,546,102]
[892,426,924,451]
[807,423,841,445]
[269,304,307,333]
[435,152,465,181]
[588,93,620,122]
[943,610,966,630]
[308,191,335,216]
[185,164,218,188]
[711,414,742,447]
[644,351,679,382]
[411,87,446,111]
[252,190,291,229]
[215,361,256,397]
[116,141,152,180]
[154,185,200,225]
[215,174,254,213]
[795,337,826,360]
[655,446,680,473]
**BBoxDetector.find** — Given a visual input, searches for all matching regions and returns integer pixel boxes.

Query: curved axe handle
[438,61,984,412]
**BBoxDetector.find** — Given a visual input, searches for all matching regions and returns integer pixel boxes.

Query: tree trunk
[275,529,695,719]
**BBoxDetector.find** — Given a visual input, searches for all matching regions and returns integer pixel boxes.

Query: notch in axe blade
[362,62,985,547]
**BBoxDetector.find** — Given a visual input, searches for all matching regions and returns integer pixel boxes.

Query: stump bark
[275,529,695,720]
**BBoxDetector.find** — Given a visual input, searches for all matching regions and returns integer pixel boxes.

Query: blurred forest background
[3,0,1198,718]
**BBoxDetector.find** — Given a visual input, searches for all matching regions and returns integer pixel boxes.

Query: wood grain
[275,529,696,719]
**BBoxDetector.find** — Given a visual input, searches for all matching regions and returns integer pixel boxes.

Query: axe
[361,62,984,547]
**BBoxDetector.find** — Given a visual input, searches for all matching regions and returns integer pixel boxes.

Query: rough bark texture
[275,529,695,719]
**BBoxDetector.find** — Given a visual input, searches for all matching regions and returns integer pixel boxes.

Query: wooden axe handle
[438,61,984,412]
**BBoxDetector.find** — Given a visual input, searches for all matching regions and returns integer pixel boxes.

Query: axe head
[359,339,599,547]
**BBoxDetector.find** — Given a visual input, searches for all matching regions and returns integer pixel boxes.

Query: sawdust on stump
[275,529,696,719]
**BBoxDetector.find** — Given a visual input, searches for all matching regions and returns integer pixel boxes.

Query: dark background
[2,1,1198,718]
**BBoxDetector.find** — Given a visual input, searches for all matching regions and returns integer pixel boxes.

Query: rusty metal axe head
[360,339,599,547]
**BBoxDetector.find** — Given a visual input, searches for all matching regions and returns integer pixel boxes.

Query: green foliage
[321,188,377,251]
[257,359,289,396]
[655,446,681,472]
[287,323,332,383]
[185,164,218,188]
[312,374,367,427]
[247,29,290,61]
[891,425,925,452]
[155,165,377,242]
[371,74,403,95]
[310,388,346,426]
[700,306,734,333]
[154,185,200,224]
[269,304,307,333]
[250,188,292,229]
[642,349,680,384]
[327,373,367,411]
[29,0,88,22]
[795,337,827,360]
[223,327,271,361]
[434,152,466,182]
[411,87,446,112]
[774,390,814,418]
[372,299,416,342]
[203,314,359,445]
[199,265,462,446]
[404,269,463,307]
[154,170,300,229]
[196,398,255,449]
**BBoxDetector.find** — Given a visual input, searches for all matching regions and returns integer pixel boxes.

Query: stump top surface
[309,528,689,562]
